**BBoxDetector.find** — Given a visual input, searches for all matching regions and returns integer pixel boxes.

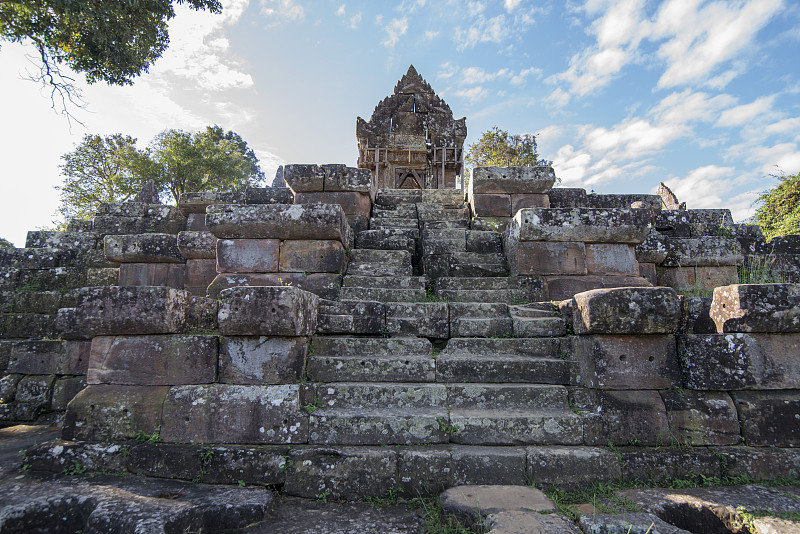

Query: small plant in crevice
[63,460,88,476]
[302,397,320,415]
[437,417,460,435]
[134,426,161,444]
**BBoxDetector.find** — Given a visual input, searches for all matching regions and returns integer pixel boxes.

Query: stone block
[661,237,743,267]
[63,384,169,441]
[294,191,371,218]
[511,241,587,276]
[200,444,289,485]
[104,234,183,263]
[585,244,637,275]
[207,272,341,300]
[511,193,549,213]
[587,193,662,212]
[574,335,681,389]
[0,313,58,340]
[355,229,416,254]
[186,213,207,231]
[733,391,800,447]
[51,376,87,411]
[87,335,218,386]
[118,263,185,288]
[509,208,651,244]
[470,217,511,233]
[385,302,449,339]
[451,446,528,486]
[545,275,651,301]
[470,193,511,217]
[526,446,621,490]
[678,296,715,334]
[279,239,346,273]
[572,389,669,446]
[422,189,466,207]
[317,299,385,335]
[185,259,217,290]
[186,296,219,332]
[177,231,216,259]
[573,287,680,334]
[398,447,454,496]
[219,336,307,384]
[714,446,800,480]
[283,447,398,500]
[660,390,740,446]
[243,187,295,205]
[75,286,191,336]
[160,384,307,443]
[6,340,91,375]
[15,374,55,403]
[466,231,503,254]
[635,231,669,264]
[177,191,243,215]
[695,265,738,290]
[449,302,512,338]
[678,333,800,390]
[216,239,280,273]
[636,263,656,286]
[657,266,696,290]
[470,166,556,194]
[710,283,800,333]
[283,164,324,193]
[546,188,587,208]
[218,286,318,336]
[206,204,353,249]
[620,449,722,483]
[25,230,99,250]
[320,164,373,193]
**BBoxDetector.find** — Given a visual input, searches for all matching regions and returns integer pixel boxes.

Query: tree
[0,237,13,248]
[150,125,265,203]
[752,172,800,240]
[56,133,153,222]
[1,1,221,116]
[465,126,551,168]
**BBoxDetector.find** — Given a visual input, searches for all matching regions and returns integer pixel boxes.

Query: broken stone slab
[219,336,307,384]
[177,231,217,259]
[678,333,800,390]
[677,296,716,334]
[63,384,169,441]
[317,299,385,335]
[572,389,669,446]
[75,286,192,336]
[525,446,621,491]
[218,286,318,336]
[470,166,557,194]
[385,302,449,339]
[160,384,307,443]
[280,239,346,273]
[207,272,342,300]
[243,186,295,205]
[507,207,651,244]
[573,287,680,334]
[660,236,743,267]
[118,263,184,288]
[710,283,800,333]
[439,485,554,527]
[5,339,90,375]
[574,335,681,389]
[177,191,244,215]
[733,391,800,447]
[87,335,218,386]
[660,389,740,446]
[579,513,692,534]
[206,203,353,249]
[216,238,280,273]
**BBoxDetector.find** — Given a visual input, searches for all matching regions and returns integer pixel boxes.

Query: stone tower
[356,65,467,190]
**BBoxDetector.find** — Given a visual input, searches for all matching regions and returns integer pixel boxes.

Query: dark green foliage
[465,126,550,168]
[0,237,13,248]
[752,172,800,240]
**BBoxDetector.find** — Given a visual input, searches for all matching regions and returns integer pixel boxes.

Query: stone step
[369,218,419,230]
[313,382,448,410]
[450,302,512,338]
[437,289,532,303]
[374,189,423,207]
[349,249,412,266]
[346,263,413,277]
[371,205,417,219]
[443,337,570,357]
[421,189,467,207]
[308,353,436,382]
[421,229,502,255]
[448,384,569,410]
[512,317,567,337]
[449,408,582,445]
[309,408,449,445]
[343,275,426,289]
[436,353,572,384]
[420,220,470,230]
[339,287,427,302]
[355,229,418,251]
[417,204,470,222]
[424,253,509,278]
[434,277,534,291]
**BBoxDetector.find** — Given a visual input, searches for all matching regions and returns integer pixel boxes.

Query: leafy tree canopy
[56,126,264,225]
[0,237,13,248]
[1,1,221,113]
[752,172,800,241]
[465,126,551,169]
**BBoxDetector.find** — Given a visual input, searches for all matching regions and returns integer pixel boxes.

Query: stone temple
[357,65,467,190]
[1,67,800,532]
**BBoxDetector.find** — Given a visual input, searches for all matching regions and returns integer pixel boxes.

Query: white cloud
[583,118,684,161]
[552,144,593,185]
[504,0,523,11]
[381,17,408,47]
[715,95,777,128]
[260,0,304,24]
[437,62,459,79]
[455,86,489,103]
[424,30,439,40]
[461,66,510,83]
[748,143,800,175]
[336,4,346,17]
[510,66,542,85]
[349,12,362,29]
[764,117,800,136]
[650,90,736,126]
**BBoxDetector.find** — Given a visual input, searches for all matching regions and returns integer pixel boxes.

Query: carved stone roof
[394,65,434,95]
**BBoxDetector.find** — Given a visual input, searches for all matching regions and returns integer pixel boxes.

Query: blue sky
[2,0,799,246]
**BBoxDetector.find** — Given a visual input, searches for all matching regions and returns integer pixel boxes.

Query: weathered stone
[104,233,183,263]
[160,384,307,443]
[243,186,295,205]
[466,230,503,254]
[15,374,55,403]
[283,446,397,499]
[185,259,217,292]
[398,447,454,496]
[471,193,512,217]
[587,193,662,212]
[677,296,715,334]
[510,193,549,213]
[585,244,637,275]
[508,208,651,244]
[471,166,556,194]
[634,231,669,264]
[471,217,512,233]
[510,241,587,276]
[678,333,800,390]
[216,239,280,273]
[695,265,738,289]
[449,302,512,338]
[317,299,385,335]
[572,389,669,446]
[440,485,553,526]
[0,247,76,269]
[294,191,371,218]
[25,230,98,250]
[621,448,723,484]
[206,203,353,250]
[546,188,587,208]
[451,447,528,486]
[573,287,680,334]
[63,384,169,441]
[714,447,800,480]
[0,313,59,340]
[87,335,218,385]
[580,513,692,534]
[218,286,318,336]
[574,335,681,389]
[545,275,651,301]
[219,336,307,384]
[385,302,449,338]
[710,283,800,333]
[75,286,191,336]
[118,263,185,288]
[51,376,87,411]
[526,446,621,490]
[731,391,800,446]
[186,213,207,231]
[186,296,219,332]
[283,164,324,193]
[661,236,743,267]
[0,289,77,315]
[488,511,582,534]
[207,272,342,300]
[6,340,91,375]
[320,164,373,193]
[200,444,288,485]
[279,239,346,273]
[177,231,217,259]
[660,390,740,446]
[177,191,244,214]
[637,262,657,285]
[355,229,416,254]
[657,266,696,290]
